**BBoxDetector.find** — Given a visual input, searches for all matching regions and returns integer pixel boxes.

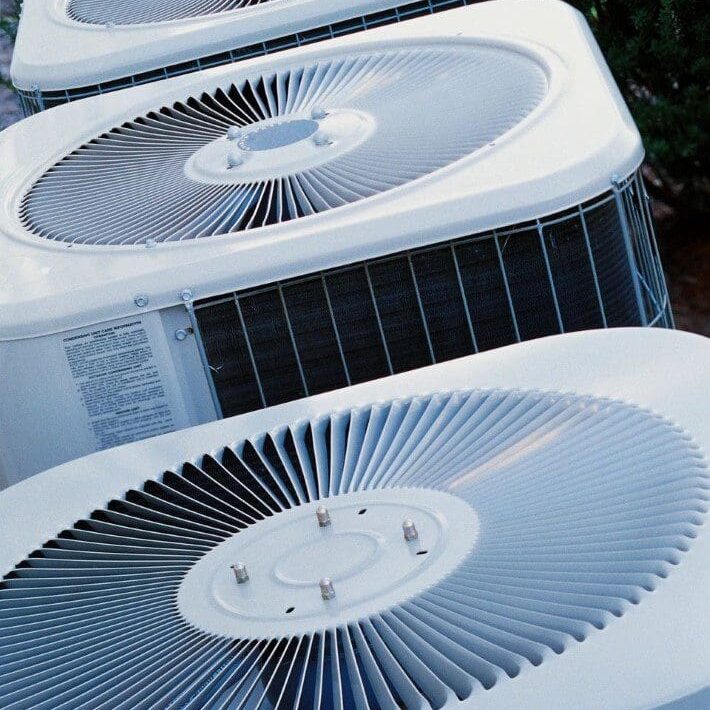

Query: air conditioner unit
[12,0,485,115]
[0,329,707,709]
[0,1,673,486]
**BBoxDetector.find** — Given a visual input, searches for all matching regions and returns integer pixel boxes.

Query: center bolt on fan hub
[316,505,331,527]
[319,578,336,601]
[231,562,249,584]
[179,489,479,637]
[402,519,419,541]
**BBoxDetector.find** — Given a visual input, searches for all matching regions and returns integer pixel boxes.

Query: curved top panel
[20,44,547,246]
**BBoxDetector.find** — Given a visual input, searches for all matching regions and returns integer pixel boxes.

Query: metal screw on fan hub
[316,505,331,527]
[319,578,336,601]
[231,562,249,584]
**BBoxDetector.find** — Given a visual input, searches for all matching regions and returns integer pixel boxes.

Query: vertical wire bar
[185,302,224,420]
[625,180,657,316]
[627,180,663,324]
[578,204,608,328]
[633,174,665,317]
[637,172,675,327]
[277,284,310,398]
[407,254,436,364]
[32,84,45,112]
[18,92,28,117]
[450,244,479,353]
[234,295,267,408]
[494,231,521,342]
[611,176,648,325]
[321,274,352,386]
[536,219,565,333]
[364,263,394,375]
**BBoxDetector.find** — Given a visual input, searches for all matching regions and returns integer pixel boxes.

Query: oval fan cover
[20,46,548,245]
[0,388,706,708]
[67,0,278,25]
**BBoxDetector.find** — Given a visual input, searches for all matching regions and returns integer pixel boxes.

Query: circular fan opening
[67,0,279,26]
[0,389,706,708]
[20,45,549,246]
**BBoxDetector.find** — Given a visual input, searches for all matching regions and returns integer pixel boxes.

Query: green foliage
[570,0,708,213]
[0,1,21,91]
[0,0,21,40]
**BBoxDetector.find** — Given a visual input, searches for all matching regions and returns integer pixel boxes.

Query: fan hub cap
[178,488,478,637]
[237,118,319,152]
[184,109,375,185]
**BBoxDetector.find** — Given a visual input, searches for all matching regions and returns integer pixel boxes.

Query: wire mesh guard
[0,389,706,709]
[194,171,672,419]
[67,0,277,25]
[20,46,548,244]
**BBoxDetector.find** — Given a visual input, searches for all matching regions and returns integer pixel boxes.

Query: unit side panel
[0,312,192,486]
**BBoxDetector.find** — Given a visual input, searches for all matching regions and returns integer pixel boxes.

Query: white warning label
[63,318,182,450]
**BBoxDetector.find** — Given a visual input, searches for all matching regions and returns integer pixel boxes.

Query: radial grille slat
[0,388,707,709]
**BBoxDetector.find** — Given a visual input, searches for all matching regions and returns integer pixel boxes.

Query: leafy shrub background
[571,0,708,215]
[0,0,20,90]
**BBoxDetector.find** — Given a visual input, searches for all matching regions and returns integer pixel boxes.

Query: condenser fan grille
[0,389,707,709]
[67,0,278,25]
[20,45,548,245]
